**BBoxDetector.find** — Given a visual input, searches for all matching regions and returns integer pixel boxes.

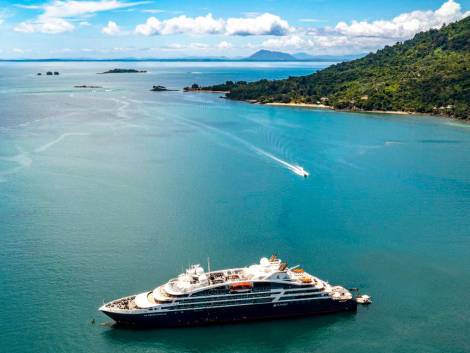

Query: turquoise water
[0,62,469,353]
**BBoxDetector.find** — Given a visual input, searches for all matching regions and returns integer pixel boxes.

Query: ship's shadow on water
[101,313,357,352]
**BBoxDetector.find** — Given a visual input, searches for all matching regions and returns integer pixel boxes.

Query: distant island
[243,50,365,62]
[74,85,103,88]
[99,69,147,74]
[245,50,297,61]
[200,17,470,120]
[37,71,59,76]
[150,85,177,91]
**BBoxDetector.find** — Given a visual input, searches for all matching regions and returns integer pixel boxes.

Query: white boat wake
[0,150,33,181]
[250,147,309,177]
[175,115,309,178]
[34,132,90,153]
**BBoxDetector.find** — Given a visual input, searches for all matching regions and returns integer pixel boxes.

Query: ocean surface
[0,62,469,353]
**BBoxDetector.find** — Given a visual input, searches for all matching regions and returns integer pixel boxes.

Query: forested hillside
[202,17,470,119]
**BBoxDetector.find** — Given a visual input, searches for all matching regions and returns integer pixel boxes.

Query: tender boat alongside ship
[99,256,364,328]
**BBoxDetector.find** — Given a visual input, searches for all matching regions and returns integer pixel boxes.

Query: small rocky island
[150,85,177,92]
[37,71,59,76]
[99,69,147,74]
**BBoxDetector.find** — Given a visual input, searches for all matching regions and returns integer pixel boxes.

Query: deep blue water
[0,62,469,353]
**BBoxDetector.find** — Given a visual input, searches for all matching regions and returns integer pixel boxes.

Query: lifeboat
[301,276,312,283]
[230,282,253,293]
[292,268,305,273]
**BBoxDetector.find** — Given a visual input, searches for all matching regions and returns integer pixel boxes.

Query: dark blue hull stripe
[102,298,357,327]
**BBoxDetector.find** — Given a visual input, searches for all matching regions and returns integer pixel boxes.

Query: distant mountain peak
[245,50,297,61]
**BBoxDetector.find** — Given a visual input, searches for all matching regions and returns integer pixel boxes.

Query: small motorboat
[356,294,372,304]
[295,166,309,178]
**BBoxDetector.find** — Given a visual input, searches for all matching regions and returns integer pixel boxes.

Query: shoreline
[184,89,230,93]
[262,101,469,123]
[265,102,416,116]
[185,93,433,117]
[266,102,335,110]
[184,91,469,123]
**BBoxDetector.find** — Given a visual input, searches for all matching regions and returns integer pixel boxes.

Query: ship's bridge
[165,264,210,295]
[160,256,317,296]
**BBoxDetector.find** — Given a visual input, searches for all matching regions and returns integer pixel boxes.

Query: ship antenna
[207,256,211,274]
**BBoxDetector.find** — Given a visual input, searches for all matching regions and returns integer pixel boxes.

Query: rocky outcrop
[150,85,176,92]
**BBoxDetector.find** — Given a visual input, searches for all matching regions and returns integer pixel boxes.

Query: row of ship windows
[159,293,328,310]
[178,292,270,303]
[168,297,274,310]
[146,293,328,311]
[284,288,321,294]
[189,283,316,297]
[173,291,322,305]
[183,288,321,302]
[279,293,328,301]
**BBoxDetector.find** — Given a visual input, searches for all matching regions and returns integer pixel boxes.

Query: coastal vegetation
[183,83,229,93]
[200,17,470,119]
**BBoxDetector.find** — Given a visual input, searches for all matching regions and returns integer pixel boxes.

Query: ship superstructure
[99,256,357,327]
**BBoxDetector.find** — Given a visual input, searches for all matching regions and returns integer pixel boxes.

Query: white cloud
[142,9,165,14]
[135,13,224,36]
[15,5,42,10]
[14,17,74,33]
[40,0,147,18]
[335,0,469,39]
[14,0,146,34]
[0,8,12,25]
[299,18,323,23]
[135,12,292,36]
[242,12,260,18]
[163,43,185,50]
[260,0,469,55]
[436,0,462,17]
[159,13,224,35]
[10,0,469,57]
[217,41,232,49]
[79,21,91,26]
[101,20,121,35]
[157,41,235,52]
[135,16,159,35]
[49,47,73,53]
[261,31,420,54]
[225,13,292,36]
[262,35,306,49]
[156,42,207,52]
[189,42,210,49]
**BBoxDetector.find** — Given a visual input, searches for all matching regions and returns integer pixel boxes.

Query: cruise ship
[99,256,358,327]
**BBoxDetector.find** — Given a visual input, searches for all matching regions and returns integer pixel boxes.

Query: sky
[0,0,469,58]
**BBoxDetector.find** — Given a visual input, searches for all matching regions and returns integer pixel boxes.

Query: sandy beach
[265,102,416,115]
